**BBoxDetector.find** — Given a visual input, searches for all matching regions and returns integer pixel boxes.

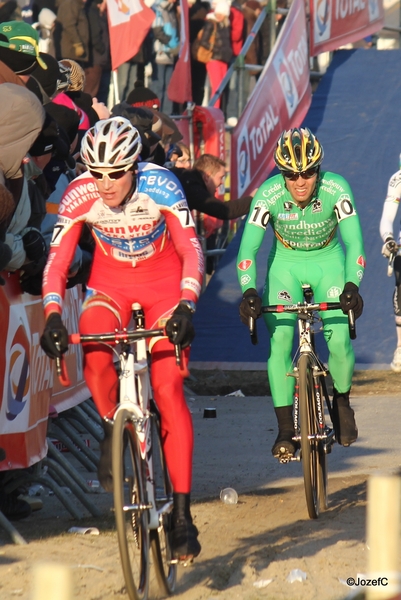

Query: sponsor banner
[310,0,384,56]
[167,0,192,104]
[0,277,88,470]
[106,0,155,71]
[230,0,311,199]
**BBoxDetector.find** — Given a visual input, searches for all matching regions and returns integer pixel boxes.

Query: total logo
[6,323,30,422]
[314,0,331,41]
[273,49,299,119]
[237,125,251,196]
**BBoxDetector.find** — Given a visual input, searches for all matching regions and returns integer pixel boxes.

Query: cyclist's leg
[79,292,131,491]
[150,337,201,560]
[262,256,303,457]
[311,255,358,446]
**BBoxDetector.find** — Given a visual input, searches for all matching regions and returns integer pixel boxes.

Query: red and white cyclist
[40,117,204,561]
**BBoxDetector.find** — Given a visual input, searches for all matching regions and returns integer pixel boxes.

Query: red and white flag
[167,0,192,104]
[106,0,155,72]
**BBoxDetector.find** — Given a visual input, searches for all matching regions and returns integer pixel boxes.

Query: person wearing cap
[0,20,48,84]
[197,0,232,109]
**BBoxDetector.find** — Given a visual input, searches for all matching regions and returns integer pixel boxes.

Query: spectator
[199,0,232,110]
[117,32,152,103]
[126,79,161,110]
[224,0,244,124]
[150,0,180,114]
[83,0,109,98]
[169,153,255,273]
[0,19,48,85]
[32,8,57,57]
[165,142,191,168]
[188,0,209,106]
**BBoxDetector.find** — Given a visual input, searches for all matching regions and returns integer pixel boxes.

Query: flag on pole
[106,0,155,72]
[167,0,192,104]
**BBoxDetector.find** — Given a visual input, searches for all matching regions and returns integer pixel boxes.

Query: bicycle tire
[317,375,329,512]
[149,410,177,595]
[112,407,150,600]
[298,354,321,519]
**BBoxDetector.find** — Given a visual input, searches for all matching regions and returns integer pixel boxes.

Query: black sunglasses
[282,167,319,181]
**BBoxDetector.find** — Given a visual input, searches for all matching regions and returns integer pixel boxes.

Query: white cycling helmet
[81,117,142,169]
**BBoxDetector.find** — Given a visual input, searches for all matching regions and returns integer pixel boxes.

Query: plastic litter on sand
[287,569,307,583]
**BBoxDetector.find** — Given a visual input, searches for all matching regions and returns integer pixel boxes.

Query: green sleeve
[237,187,271,293]
[334,179,366,287]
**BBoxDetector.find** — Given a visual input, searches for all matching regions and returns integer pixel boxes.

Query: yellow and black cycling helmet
[274,127,324,173]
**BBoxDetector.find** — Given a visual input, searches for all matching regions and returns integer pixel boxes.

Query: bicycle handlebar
[248,301,356,345]
[54,327,188,387]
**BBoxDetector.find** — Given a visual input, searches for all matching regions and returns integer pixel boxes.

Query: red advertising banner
[310,0,384,56]
[0,276,89,471]
[230,0,312,199]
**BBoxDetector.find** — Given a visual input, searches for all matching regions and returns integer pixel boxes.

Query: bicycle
[249,285,355,519]
[56,303,181,600]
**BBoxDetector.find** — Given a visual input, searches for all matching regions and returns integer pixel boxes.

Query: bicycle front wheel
[149,408,177,595]
[298,354,326,519]
[112,408,150,600]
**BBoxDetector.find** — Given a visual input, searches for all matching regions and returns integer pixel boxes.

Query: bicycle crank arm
[123,502,153,512]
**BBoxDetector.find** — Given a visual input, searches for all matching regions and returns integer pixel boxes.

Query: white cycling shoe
[391,347,401,373]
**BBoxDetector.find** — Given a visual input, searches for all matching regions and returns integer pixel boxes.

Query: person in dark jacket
[198,0,232,109]
[170,153,255,273]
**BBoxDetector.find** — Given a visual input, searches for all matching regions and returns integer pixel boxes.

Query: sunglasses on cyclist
[89,165,132,181]
[281,167,319,181]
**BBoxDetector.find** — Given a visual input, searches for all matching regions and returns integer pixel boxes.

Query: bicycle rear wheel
[112,408,150,600]
[149,408,177,595]
[298,354,326,519]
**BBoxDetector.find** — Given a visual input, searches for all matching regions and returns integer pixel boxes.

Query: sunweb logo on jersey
[6,324,30,421]
[314,0,331,42]
[237,125,251,196]
[368,0,379,21]
[273,50,298,119]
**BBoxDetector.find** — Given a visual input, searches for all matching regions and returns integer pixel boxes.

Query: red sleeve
[163,208,204,303]
[230,7,245,56]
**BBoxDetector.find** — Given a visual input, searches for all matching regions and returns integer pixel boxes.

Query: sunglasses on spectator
[281,167,319,181]
[89,165,132,181]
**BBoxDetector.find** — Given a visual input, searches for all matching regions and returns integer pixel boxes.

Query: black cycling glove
[40,313,69,359]
[339,282,364,320]
[239,288,262,325]
[166,303,195,349]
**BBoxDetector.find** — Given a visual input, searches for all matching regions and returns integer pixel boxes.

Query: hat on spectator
[111,102,161,158]
[38,8,57,30]
[31,53,63,98]
[59,58,85,91]
[126,80,161,110]
[29,112,73,168]
[53,91,91,131]
[45,102,80,145]
[214,0,230,15]
[0,21,47,74]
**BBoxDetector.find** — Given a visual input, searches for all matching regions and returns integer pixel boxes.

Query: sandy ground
[0,371,400,600]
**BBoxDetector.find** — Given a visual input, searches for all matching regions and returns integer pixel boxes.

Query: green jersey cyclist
[236,128,365,461]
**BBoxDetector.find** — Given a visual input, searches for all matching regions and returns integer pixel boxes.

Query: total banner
[0,276,89,471]
[310,0,384,56]
[230,0,312,199]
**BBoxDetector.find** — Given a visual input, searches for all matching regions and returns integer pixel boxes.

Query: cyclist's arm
[163,204,204,303]
[236,190,270,293]
[335,184,366,286]
[42,181,86,318]
[379,170,401,241]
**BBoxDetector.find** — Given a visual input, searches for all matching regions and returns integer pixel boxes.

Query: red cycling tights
[80,305,193,493]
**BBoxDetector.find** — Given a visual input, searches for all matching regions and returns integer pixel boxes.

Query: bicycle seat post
[302,284,313,303]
